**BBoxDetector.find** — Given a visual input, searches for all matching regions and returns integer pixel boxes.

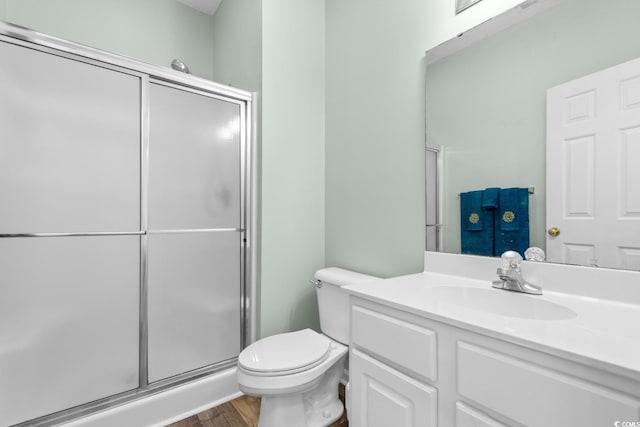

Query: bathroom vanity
[345,254,640,427]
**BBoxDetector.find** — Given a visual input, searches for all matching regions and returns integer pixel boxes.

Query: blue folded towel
[462,191,483,231]
[498,188,521,231]
[495,187,530,257]
[482,187,500,210]
[460,190,494,256]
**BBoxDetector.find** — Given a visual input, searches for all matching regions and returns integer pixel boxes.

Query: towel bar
[458,187,535,197]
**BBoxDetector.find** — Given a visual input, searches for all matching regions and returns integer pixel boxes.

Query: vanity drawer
[457,342,640,427]
[351,304,437,381]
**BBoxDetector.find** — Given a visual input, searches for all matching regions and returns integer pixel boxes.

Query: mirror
[425,0,640,270]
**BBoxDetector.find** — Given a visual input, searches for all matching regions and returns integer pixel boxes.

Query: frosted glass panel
[0,236,140,426]
[148,83,241,230]
[0,41,141,233]
[147,232,241,383]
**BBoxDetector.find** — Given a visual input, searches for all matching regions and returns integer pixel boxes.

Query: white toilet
[237,267,378,427]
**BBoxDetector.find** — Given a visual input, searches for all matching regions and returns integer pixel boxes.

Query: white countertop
[345,272,640,381]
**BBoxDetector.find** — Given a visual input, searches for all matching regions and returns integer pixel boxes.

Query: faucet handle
[524,246,546,262]
[500,250,523,269]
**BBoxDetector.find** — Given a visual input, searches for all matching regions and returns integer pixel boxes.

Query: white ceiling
[176,0,223,15]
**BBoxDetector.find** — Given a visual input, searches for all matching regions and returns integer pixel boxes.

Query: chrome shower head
[170,59,191,74]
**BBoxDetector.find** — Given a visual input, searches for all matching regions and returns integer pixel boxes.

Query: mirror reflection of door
[426,145,443,252]
[546,57,640,270]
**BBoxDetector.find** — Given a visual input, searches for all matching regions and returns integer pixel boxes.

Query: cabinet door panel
[350,349,437,427]
[0,41,141,233]
[148,83,241,230]
[147,232,241,383]
[456,402,507,427]
[0,236,140,426]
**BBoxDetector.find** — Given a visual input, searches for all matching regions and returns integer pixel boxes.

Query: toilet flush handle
[309,279,322,288]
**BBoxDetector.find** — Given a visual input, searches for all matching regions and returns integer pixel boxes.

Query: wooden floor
[167,385,348,427]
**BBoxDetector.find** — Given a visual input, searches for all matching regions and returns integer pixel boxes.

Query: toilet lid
[238,329,331,375]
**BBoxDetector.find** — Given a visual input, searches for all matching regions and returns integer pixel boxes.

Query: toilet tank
[314,267,379,345]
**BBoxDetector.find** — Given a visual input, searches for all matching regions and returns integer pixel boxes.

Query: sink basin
[424,286,577,320]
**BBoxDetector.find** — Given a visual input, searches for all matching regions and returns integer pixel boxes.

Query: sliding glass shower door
[146,82,243,383]
[0,40,141,426]
[0,27,252,426]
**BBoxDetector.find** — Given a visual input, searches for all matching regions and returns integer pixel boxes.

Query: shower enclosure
[0,22,254,427]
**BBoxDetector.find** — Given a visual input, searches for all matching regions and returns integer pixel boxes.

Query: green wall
[206,0,524,337]
[2,0,216,79]
[324,0,428,278]
[210,0,261,92]
[259,0,326,337]
[209,0,328,339]
[426,0,640,254]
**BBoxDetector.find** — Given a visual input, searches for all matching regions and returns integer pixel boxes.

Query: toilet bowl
[237,329,347,427]
[236,268,378,427]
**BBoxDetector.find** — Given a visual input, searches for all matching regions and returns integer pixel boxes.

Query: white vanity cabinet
[349,303,439,427]
[349,296,640,427]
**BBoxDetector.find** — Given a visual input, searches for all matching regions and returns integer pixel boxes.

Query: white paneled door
[547,57,640,270]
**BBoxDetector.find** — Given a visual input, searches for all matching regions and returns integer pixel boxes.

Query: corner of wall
[258,0,325,339]
[210,0,262,91]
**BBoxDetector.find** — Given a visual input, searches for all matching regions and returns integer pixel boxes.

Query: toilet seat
[238,329,331,377]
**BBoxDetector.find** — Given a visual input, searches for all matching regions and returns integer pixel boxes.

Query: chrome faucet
[492,251,542,295]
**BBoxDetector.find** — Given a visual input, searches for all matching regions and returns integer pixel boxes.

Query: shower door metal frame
[0,21,255,427]
[425,144,444,252]
[142,77,250,386]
